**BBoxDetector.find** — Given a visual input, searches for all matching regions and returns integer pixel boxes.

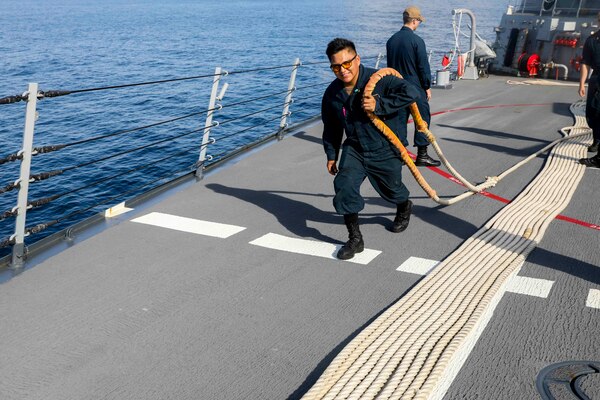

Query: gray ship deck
[1,75,598,399]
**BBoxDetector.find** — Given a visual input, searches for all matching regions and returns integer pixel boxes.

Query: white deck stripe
[396,257,440,275]
[505,275,554,298]
[249,233,381,265]
[131,212,246,238]
[397,258,554,299]
[586,289,600,309]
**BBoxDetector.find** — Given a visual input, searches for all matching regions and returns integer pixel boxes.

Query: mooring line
[364,68,591,207]
[302,100,591,400]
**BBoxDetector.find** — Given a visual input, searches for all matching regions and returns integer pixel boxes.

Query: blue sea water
[0,0,507,254]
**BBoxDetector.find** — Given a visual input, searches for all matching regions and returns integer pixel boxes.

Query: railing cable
[220,88,293,110]
[0,72,224,104]
[212,113,288,150]
[51,122,216,173]
[219,101,290,126]
[32,107,217,155]
[294,81,330,90]
[29,147,199,212]
[295,92,324,102]
[9,162,200,243]
[0,122,218,194]
[0,152,22,165]
[226,63,299,75]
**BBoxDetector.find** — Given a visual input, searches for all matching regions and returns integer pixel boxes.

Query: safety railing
[0,54,383,268]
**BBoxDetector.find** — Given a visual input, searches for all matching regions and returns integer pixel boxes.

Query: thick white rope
[423,103,590,205]
[302,100,591,400]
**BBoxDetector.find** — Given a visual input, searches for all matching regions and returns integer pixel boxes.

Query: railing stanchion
[375,53,384,69]
[197,67,223,179]
[11,83,39,268]
[278,58,300,140]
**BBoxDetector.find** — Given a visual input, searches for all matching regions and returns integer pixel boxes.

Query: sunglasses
[330,54,358,73]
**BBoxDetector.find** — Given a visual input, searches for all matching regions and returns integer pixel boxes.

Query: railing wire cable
[33,107,217,153]
[20,162,198,239]
[28,147,199,212]
[57,122,218,174]
[219,102,290,126]
[226,63,299,75]
[213,113,286,144]
[220,88,293,110]
[0,123,218,193]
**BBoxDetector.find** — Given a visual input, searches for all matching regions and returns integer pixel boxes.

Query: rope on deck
[302,100,591,400]
[365,69,591,206]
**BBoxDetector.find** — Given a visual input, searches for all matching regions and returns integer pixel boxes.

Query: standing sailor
[578,12,600,168]
[322,38,420,260]
[386,5,441,167]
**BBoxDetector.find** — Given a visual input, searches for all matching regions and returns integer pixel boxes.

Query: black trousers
[585,78,600,143]
[405,87,431,148]
[333,144,410,215]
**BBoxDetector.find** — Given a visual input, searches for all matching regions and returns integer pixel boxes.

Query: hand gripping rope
[363,69,591,206]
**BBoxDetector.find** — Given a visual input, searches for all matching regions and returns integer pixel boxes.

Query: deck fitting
[536,360,600,400]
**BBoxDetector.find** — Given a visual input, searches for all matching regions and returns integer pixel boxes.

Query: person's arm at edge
[580,64,589,98]
[321,93,342,175]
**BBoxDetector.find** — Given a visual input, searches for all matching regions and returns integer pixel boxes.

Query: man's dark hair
[326,38,356,60]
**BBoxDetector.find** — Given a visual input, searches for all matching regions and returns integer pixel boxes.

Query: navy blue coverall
[582,31,600,145]
[322,64,420,215]
[386,26,432,147]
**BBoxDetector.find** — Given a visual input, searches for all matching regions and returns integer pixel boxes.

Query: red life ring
[457,53,464,77]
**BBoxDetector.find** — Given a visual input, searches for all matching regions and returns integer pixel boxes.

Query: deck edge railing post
[197,66,223,179]
[11,82,39,268]
[375,53,384,69]
[278,58,300,140]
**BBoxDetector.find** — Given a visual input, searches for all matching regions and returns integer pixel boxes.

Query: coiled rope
[363,68,590,206]
[302,100,591,400]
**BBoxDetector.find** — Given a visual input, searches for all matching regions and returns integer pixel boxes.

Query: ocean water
[0,0,508,255]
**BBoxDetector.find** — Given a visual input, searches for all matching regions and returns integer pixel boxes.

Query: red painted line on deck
[408,102,599,231]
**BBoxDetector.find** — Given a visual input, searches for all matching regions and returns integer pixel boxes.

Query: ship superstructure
[491,0,600,80]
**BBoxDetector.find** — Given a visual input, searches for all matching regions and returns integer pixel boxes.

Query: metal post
[197,67,223,179]
[278,58,300,140]
[375,53,384,69]
[452,8,479,80]
[11,83,39,268]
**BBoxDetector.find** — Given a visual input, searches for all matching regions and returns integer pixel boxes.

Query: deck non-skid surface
[1,76,598,400]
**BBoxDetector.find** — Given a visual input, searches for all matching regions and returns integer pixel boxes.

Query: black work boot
[579,154,600,168]
[390,200,413,233]
[589,141,599,152]
[414,146,441,167]
[337,213,364,260]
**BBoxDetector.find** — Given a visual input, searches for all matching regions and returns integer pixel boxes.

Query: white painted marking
[396,257,440,275]
[505,275,554,298]
[396,258,555,299]
[249,233,381,265]
[104,202,133,218]
[131,212,246,238]
[586,289,600,309]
